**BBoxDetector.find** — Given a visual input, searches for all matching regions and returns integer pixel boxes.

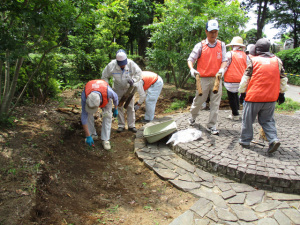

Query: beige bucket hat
[226,36,246,47]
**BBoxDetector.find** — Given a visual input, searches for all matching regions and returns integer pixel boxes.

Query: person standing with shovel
[102,49,142,133]
[187,19,227,135]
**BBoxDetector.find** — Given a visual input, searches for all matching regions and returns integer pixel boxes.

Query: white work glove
[190,68,200,78]
[216,68,224,79]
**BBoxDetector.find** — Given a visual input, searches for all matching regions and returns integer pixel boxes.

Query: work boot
[128,127,137,133]
[117,127,125,133]
[102,141,111,150]
[268,141,280,154]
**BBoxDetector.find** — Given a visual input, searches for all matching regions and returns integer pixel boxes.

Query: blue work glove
[134,104,140,111]
[127,78,134,86]
[113,108,118,117]
[85,136,94,146]
[277,93,285,105]
[239,93,246,105]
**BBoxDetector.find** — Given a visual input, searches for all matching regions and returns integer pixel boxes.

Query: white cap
[85,92,100,114]
[206,20,219,31]
[116,49,127,66]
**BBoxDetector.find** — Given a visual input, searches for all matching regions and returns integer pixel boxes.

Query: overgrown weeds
[275,98,300,112]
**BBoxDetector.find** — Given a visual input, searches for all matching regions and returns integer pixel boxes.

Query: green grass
[275,98,300,112]
[164,99,187,113]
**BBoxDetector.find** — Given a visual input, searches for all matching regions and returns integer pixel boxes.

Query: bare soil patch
[0,84,231,225]
[0,84,191,225]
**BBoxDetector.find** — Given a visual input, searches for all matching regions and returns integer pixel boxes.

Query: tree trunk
[1,50,10,115]
[171,66,178,88]
[293,17,298,48]
[256,0,269,40]
[5,57,24,115]
[0,60,3,106]
[138,34,148,57]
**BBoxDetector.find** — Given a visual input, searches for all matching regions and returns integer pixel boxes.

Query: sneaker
[128,127,137,133]
[206,127,219,135]
[102,141,111,150]
[91,134,98,140]
[189,118,195,126]
[141,119,150,123]
[268,141,280,154]
[117,127,125,133]
[228,114,240,121]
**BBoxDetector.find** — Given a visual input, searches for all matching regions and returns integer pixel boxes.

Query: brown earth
[0,84,230,225]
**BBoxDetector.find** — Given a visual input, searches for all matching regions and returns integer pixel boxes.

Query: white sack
[166,128,202,146]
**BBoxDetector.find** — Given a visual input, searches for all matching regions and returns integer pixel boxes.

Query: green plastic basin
[143,120,177,143]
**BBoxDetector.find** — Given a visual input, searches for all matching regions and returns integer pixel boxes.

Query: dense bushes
[276,48,300,86]
[276,47,300,74]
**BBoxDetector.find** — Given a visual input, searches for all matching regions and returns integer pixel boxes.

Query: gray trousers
[87,100,112,141]
[240,102,278,145]
[190,77,222,129]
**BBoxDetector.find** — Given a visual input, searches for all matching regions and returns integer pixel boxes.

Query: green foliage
[0,115,16,128]
[276,48,300,74]
[126,0,155,56]
[164,99,187,113]
[145,0,248,88]
[286,74,300,86]
[0,0,99,116]
[275,98,300,112]
[270,0,300,48]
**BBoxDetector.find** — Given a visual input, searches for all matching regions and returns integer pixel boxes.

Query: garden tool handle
[195,74,203,96]
[213,73,221,94]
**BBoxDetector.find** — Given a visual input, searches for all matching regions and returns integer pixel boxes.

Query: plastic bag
[166,128,202,146]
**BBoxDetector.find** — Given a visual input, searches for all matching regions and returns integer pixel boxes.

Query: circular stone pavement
[137,110,300,194]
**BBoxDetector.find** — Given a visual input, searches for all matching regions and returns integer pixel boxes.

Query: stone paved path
[134,110,300,225]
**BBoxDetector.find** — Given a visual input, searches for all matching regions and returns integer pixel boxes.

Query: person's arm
[101,61,113,83]
[187,42,202,77]
[216,42,228,77]
[107,86,119,108]
[238,60,253,93]
[277,57,288,93]
[187,60,194,70]
[136,80,146,105]
[81,90,91,139]
[129,60,142,83]
[223,51,232,74]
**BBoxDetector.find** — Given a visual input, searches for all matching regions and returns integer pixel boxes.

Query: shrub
[276,48,300,74]
[275,98,300,112]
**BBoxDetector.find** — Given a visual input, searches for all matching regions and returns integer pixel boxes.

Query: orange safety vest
[84,80,109,108]
[245,56,280,102]
[142,71,158,91]
[224,50,247,83]
[197,40,222,77]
